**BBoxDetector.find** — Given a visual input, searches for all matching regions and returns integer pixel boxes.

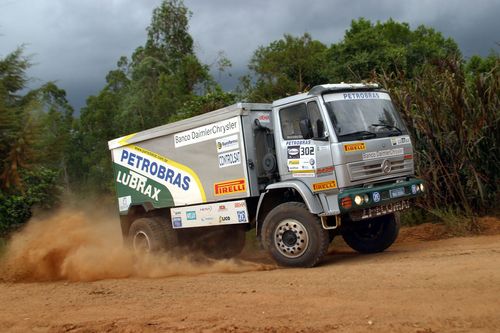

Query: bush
[0,167,60,234]
[380,56,500,219]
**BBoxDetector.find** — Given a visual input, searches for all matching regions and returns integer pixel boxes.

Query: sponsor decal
[118,149,190,191]
[174,117,240,148]
[361,200,410,219]
[186,211,196,220]
[216,134,239,153]
[362,148,404,160]
[113,145,207,206]
[342,91,381,100]
[219,216,231,223]
[170,199,248,229]
[116,170,162,200]
[316,166,334,175]
[323,92,391,102]
[390,135,411,146]
[312,180,337,192]
[214,179,247,196]
[287,146,300,159]
[287,144,316,173]
[118,196,132,212]
[218,150,241,168]
[234,201,246,208]
[286,140,311,146]
[343,142,366,152]
[291,170,315,178]
[257,113,270,123]
[237,211,247,222]
[172,217,182,228]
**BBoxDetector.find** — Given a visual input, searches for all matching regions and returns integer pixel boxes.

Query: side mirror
[299,119,313,139]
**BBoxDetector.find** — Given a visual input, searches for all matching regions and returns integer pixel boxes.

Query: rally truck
[108,83,424,267]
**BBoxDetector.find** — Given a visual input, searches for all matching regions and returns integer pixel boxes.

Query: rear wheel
[128,217,177,253]
[342,213,400,253]
[262,202,329,267]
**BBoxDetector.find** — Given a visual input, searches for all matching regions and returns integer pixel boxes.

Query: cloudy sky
[1,0,498,112]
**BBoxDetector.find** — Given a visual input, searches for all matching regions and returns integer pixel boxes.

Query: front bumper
[338,178,424,218]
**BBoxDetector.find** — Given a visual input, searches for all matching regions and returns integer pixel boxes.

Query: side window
[280,103,307,140]
[307,101,325,139]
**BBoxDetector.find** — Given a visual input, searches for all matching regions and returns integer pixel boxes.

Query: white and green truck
[108,83,424,267]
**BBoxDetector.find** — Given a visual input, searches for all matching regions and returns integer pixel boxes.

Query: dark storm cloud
[0,0,498,111]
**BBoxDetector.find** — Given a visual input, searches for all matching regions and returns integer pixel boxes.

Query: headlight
[354,195,363,205]
[419,183,424,192]
[363,194,370,203]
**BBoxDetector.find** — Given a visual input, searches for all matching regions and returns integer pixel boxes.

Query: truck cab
[256,83,424,266]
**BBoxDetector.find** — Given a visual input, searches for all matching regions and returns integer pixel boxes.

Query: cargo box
[108,103,272,214]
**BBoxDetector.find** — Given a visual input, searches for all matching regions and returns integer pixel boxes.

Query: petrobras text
[323,92,391,102]
[119,149,190,190]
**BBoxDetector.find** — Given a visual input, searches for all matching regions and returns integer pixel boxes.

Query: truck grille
[347,158,412,182]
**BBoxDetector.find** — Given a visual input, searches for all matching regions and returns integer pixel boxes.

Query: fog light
[354,195,363,205]
[363,194,370,203]
[419,183,424,192]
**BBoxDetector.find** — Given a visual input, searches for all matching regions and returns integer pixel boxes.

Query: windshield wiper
[338,130,377,140]
[371,123,403,135]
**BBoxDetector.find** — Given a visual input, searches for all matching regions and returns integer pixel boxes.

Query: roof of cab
[272,83,380,107]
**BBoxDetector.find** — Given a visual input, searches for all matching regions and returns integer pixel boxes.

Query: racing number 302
[300,146,314,156]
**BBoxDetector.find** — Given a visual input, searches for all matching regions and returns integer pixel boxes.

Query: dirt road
[1,231,500,333]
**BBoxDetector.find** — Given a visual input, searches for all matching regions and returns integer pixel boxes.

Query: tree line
[0,0,498,232]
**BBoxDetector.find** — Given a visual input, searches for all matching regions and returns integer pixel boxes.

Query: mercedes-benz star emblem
[381,159,391,174]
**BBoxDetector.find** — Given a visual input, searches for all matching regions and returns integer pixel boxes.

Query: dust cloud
[0,208,274,282]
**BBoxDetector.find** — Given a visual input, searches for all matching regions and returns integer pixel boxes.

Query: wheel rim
[133,231,151,252]
[274,219,309,258]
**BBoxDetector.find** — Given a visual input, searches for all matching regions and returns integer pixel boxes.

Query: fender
[255,180,323,234]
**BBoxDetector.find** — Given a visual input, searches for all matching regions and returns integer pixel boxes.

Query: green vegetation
[381,57,499,229]
[0,0,498,234]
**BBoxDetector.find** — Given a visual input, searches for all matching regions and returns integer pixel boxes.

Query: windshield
[323,91,408,142]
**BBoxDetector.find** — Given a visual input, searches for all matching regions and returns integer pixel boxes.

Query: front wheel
[341,213,400,253]
[261,202,330,267]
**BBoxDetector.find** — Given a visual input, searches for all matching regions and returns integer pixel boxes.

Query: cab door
[275,99,337,191]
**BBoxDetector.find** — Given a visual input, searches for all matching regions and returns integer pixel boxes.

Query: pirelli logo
[312,180,337,192]
[343,142,366,152]
[214,178,246,196]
